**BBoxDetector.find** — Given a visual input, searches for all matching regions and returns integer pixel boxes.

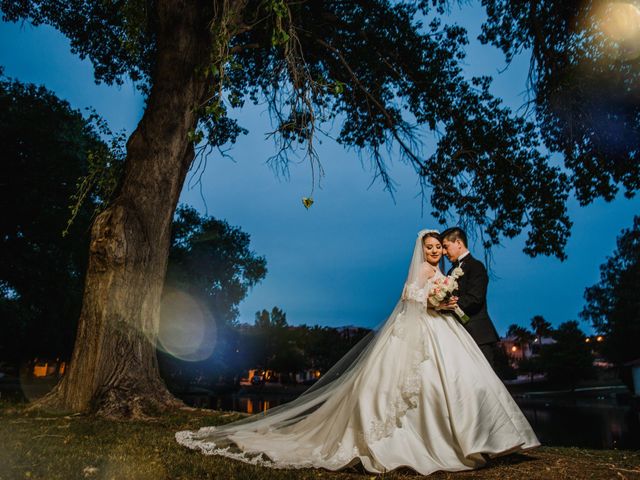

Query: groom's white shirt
[457,251,470,263]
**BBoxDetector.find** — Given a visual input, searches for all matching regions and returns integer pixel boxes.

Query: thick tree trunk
[31,0,217,418]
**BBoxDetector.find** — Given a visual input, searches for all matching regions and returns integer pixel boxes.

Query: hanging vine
[63,111,126,237]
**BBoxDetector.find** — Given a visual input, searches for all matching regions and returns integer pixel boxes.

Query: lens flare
[158,289,217,362]
[18,362,57,404]
[598,2,640,60]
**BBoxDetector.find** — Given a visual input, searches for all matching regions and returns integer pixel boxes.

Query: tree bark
[31,0,218,418]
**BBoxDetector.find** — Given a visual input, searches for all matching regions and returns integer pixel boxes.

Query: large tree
[480,0,640,205]
[530,315,553,340]
[0,76,265,366]
[0,74,106,362]
[581,216,640,368]
[166,205,267,326]
[505,323,535,348]
[538,320,595,388]
[2,0,637,417]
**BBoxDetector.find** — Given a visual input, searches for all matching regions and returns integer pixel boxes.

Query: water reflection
[182,393,289,414]
[520,402,640,450]
[179,393,640,450]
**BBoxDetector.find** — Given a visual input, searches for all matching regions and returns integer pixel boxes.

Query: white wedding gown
[176,232,540,475]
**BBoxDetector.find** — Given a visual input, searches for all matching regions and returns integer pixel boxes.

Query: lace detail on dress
[371,297,432,442]
[366,354,428,442]
[175,429,361,470]
[392,310,406,338]
[334,441,361,464]
[403,267,443,309]
[395,278,433,338]
[404,282,428,305]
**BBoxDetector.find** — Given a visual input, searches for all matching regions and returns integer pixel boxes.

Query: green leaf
[302,197,314,209]
[187,129,204,143]
[271,29,290,47]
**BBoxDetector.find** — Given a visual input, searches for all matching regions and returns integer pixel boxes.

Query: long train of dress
[176,273,540,475]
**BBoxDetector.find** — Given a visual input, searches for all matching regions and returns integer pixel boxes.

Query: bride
[175,229,540,475]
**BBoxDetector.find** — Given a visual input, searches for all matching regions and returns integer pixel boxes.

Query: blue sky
[2,4,638,336]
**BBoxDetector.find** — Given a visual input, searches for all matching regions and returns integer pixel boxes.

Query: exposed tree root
[26,376,185,420]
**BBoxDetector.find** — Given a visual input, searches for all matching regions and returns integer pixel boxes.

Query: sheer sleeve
[403,264,442,305]
[403,263,436,304]
[412,262,432,289]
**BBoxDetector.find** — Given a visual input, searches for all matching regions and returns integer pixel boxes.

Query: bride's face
[422,237,443,265]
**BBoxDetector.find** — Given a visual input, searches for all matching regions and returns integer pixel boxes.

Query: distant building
[499,334,609,368]
[625,359,640,396]
[498,336,555,364]
[31,358,66,378]
[295,369,322,384]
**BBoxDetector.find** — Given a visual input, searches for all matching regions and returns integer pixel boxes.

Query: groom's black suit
[447,253,499,365]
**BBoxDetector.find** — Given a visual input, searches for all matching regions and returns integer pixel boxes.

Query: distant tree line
[498,316,595,388]
[159,307,371,392]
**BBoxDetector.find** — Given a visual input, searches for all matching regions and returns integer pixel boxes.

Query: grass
[1,401,639,480]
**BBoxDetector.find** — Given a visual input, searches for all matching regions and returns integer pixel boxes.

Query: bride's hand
[443,296,458,306]
[438,297,459,311]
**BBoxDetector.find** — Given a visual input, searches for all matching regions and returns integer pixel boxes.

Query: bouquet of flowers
[427,267,470,324]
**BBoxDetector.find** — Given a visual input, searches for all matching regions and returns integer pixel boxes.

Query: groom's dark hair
[441,227,468,247]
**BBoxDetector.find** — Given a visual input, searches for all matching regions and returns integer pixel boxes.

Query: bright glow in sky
[2,4,638,336]
[597,2,640,60]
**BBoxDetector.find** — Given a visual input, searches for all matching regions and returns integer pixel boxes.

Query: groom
[440,227,500,368]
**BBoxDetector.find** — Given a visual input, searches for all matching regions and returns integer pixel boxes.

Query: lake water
[179,390,640,450]
[516,397,640,450]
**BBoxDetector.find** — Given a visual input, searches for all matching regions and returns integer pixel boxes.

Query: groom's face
[442,238,464,262]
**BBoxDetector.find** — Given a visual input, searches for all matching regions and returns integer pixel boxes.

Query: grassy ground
[1,402,639,480]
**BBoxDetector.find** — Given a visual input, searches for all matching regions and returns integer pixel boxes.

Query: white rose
[452,267,464,278]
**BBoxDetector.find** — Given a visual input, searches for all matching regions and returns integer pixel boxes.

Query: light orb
[158,289,217,362]
[598,2,640,60]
